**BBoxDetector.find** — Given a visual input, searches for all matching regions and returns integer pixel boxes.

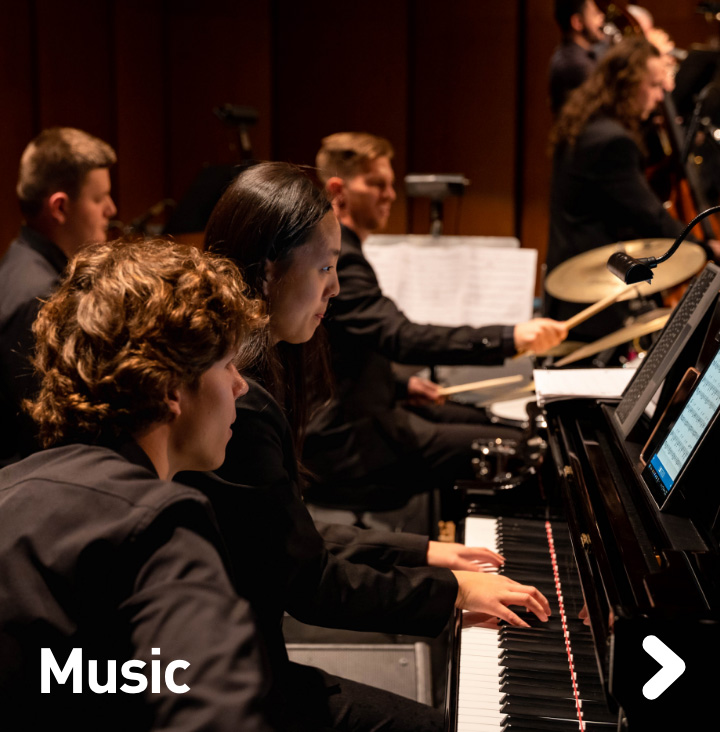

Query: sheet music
[533,368,636,406]
[363,237,536,327]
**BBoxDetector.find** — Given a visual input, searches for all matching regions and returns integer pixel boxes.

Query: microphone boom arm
[607,205,720,284]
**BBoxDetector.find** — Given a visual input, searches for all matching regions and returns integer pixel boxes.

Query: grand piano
[446,263,720,730]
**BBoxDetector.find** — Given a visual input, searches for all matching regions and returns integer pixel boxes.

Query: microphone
[606,250,655,284]
[127,199,176,235]
[607,205,720,284]
[213,104,259,161]
[213,104,259,127]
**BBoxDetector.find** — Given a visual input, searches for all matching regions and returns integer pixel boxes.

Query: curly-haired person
[0,238,276,732]
[544,37,696,342]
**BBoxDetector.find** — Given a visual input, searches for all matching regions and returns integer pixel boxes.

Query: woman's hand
[427,540,504,572]
[452,570,551,627]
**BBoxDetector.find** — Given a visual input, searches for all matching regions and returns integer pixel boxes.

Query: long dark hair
[206,161,334,458]
[551,37,660,150]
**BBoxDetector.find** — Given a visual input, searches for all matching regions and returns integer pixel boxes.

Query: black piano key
[502,695,586,716]
[501,679,606,704]
[500,711,588,730]
[502,724,592,732]
[500,667,605,693]
[453,514,615,731]
[500,637,579,655]
[501,651,598,675]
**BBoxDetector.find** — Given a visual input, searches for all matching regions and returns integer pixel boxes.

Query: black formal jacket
[303,224,516,481]
[178,379,458,687]
[0,227,67,464]
[548,41,598,116]
[0,440,274,731]
[545,116,686,339]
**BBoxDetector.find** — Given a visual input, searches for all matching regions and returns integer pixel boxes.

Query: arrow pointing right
[642,635,686,700]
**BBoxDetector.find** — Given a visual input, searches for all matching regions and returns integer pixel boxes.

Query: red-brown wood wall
[0,0,713,291]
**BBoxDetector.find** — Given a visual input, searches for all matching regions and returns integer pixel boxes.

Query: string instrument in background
[597,0,720,262]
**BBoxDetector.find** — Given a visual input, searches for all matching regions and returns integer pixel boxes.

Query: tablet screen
[644,345,720,503]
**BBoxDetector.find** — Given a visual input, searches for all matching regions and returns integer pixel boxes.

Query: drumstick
[436,374,524,397]
[562,285,640,331]
[478,381,536,406]
[514,285,640,360]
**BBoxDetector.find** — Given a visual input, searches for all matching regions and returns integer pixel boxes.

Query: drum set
[467,237,707,491]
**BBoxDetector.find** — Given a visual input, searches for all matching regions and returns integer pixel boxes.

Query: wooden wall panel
[519,0,557,292]
[271,0,410,235]
[0,1,34,256]
[1,1,718,272]
[165,0,272,207]
[410,1,519,237]
[34,0,116,141]
[113,0,166,226]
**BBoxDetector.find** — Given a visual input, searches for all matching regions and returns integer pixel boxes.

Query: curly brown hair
[25,237,266,447]
[551,37,661,149]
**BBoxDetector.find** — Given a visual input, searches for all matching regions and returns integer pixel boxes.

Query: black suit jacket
[0,440,273,732]
[178,380,458,681]
[0,227,67,463]
[548,41,598,116]
[304,225,516,481]
[545,116,686,339]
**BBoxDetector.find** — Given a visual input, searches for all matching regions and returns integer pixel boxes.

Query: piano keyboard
[455,515,617,731]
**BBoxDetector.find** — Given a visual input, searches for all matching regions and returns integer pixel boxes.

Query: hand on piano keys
[452,571,551,628]
[426,540,504,572]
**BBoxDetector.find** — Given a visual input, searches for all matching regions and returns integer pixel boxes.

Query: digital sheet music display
[649,349,720,494]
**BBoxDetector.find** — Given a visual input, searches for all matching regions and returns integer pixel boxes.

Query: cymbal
[545,239,706,303]
[553,312,670,367]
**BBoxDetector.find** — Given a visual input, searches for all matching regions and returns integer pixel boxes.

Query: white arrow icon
[642,635,686,700]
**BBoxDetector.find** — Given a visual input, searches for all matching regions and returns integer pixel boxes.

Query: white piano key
[457,516,502,732]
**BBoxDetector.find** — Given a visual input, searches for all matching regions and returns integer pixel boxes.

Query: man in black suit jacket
[303,132,567,509]
[549,0,607,116]
[0,128,117,464]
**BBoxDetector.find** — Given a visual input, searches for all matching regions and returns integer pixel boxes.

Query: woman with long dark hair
[181,161,550,732]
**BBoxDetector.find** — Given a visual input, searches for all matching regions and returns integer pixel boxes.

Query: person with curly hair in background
[544,37,703,342]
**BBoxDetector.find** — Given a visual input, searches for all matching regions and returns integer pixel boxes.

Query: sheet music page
[533,368,636,406]
[363,238,536,327]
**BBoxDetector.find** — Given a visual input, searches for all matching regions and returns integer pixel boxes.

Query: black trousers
[283,662,443,732]
[307,401,521,511]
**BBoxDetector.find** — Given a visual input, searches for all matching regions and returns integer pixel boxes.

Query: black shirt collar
[340,224,362,248]
[104,434,160,478]
[19,225,68,274]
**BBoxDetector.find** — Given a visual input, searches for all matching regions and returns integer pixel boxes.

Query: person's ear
[263,259,276,297]
[165,387,182,420]
[570,13,584,34]
[47,191,70,225]
[326,177,346,206]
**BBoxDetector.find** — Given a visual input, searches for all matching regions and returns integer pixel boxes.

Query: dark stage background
[0,1,713,289]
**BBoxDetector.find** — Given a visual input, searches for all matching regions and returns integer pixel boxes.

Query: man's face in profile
[344,156,397,234]
[62,168,117,253]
